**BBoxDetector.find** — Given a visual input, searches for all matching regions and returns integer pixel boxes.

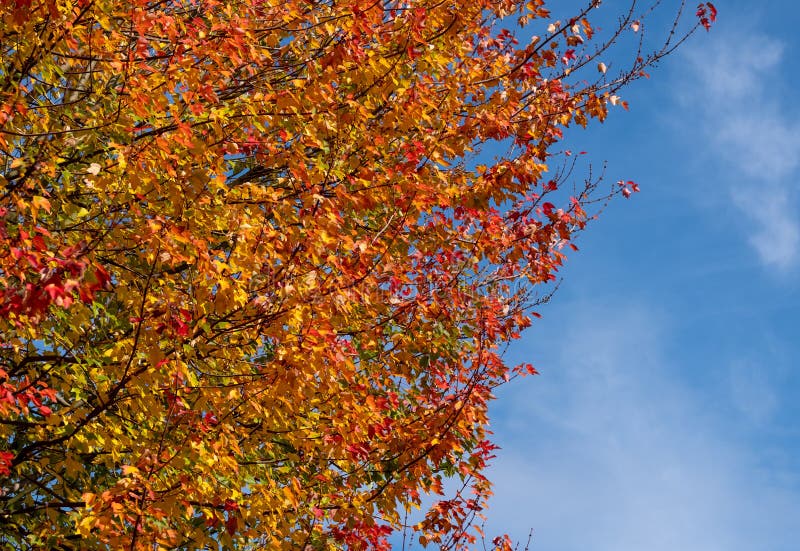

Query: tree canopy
[0,0,714,549]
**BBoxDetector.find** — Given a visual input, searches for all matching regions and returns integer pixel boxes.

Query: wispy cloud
[678,28,800,269]
[484,301,800,551]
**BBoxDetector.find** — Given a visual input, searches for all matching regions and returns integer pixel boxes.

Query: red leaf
[225,515,238,536]
[44,283,63,300]
[0,451,14,476]
[93,264,111,289]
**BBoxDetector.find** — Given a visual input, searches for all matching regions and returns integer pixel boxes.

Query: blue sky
[483,1,800,550]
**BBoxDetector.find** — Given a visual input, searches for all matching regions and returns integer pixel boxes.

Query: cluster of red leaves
[0,208,110,324]
[697,2,718,31]
[0,366,57,475]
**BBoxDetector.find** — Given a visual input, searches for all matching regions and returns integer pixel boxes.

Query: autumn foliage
[1,0,713,549]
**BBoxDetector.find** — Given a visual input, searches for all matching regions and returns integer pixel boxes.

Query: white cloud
[679,30,800,269]
[687,35,782,101]
[484,302,800,551]
[733,188,799,271]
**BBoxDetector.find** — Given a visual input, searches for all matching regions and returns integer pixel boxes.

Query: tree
[0,0,714,549]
